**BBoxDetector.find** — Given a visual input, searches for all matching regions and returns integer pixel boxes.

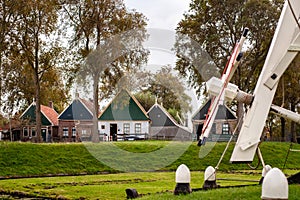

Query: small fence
[117,133,149,141]
[207,134,237,142]
[99,133,149,141]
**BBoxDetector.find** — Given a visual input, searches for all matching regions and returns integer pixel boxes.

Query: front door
[110,124,117,141]
[42,128,47,142]
[196,124,203,141]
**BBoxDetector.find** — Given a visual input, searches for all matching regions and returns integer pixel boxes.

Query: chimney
[49,101,53,109]
[75,92,79,99]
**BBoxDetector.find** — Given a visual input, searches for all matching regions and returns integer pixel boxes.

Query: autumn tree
[175,0,283,125]
[176,0,283,92]
[134,66,192,124]
[1,0,68,142]
[0,0,19,107]
[64,0,148,142]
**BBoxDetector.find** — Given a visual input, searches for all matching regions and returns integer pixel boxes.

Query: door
[110,124,117,141]
[42,128,47,142]
[195,124,203,141]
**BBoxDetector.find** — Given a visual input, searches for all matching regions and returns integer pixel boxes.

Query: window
[222,123,230,135]
[72,127,76,137]
[123,123,130,134]
[135,123,141,134]
[101,125,105,129]
[63,127,68,137]
[31,128,36,137]
[82,129,87,135]
[23,127,28,137]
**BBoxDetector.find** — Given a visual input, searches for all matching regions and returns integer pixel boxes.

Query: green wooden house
[20,102,58,142]
[98,89,150,141]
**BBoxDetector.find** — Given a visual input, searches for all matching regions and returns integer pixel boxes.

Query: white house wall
[98,121,150,140]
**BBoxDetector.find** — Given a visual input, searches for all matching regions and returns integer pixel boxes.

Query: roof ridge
[98,89,149,120]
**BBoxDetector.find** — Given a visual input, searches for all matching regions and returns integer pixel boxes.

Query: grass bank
[0,141,299,177]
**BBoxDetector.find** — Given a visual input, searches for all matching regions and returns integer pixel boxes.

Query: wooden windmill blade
[230,0,300,163]
[199,28,248,145]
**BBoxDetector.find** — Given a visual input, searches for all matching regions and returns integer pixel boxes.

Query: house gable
[20,103,57,126]
[192,99,236,121]
[148,104,177,127]
[99,89,149,121]
[58,99,93,120]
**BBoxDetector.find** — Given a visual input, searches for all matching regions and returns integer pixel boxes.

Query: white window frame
[222,123,230,135]
[72,127,76,137]
[63,127,68,137]
[31,127,36,137]
[135,123,141,134]
[123,123,130,134]
[23,127,28,137]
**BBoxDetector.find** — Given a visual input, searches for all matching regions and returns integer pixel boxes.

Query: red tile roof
[41,105,58,126]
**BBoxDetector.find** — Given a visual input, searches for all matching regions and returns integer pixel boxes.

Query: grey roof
[192,99,237,121]
[147,103,178,127]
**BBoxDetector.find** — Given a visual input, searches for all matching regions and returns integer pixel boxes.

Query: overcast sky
[123,0,201,126]
[123,0,191,69]
[124,0,190,30]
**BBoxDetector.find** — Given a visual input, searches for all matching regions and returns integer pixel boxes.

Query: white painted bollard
[261,168,288,200]
[259,165,272,184]
[174,164,192,195]
[203,166,218,189]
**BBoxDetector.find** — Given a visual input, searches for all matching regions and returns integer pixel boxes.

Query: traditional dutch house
[192,99,237,142]
[147,102,192,140]
[58,95,94,142]
[20,101,58,142]
[98,89,150,141]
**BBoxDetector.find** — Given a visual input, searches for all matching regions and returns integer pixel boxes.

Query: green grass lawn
[0,141,299,199]
[0,141,299,177]
[0,171,298,199]
[140,184,300,200]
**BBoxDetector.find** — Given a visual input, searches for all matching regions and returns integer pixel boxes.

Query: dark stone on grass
[288,172,300,184]
[126,188,139,199]
[202,180,219,190]
[259,177,264,185]
[174,183,192,195]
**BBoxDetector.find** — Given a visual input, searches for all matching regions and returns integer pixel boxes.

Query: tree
[134,66,192,123]
[1,0,67,142]
[175,0,283,125]
[134,91,155,112]
[0,0,19,107]
[273,54,300,142]
[64,0,148,142]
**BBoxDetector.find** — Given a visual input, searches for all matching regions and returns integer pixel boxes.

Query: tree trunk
[280,117,285,142]
[290,103,297,143]
[34,35,42,143]
[92,76,99,143]
[34,67,42,142]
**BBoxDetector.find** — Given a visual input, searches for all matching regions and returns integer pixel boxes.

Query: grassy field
[0,141,299,177]
[140,184,300,200]
[0,141,299,199]
[0,171,298,199]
